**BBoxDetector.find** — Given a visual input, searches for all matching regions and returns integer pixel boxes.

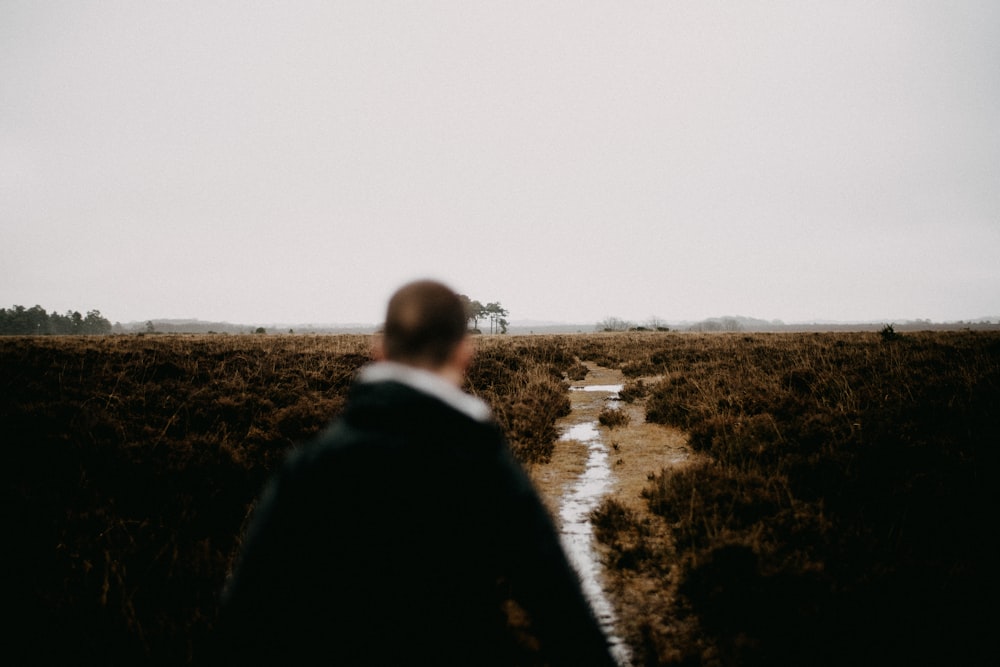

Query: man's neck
[435,364,464,388]
[358,361,492,423]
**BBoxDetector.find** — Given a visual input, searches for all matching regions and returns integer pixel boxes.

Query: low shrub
[617,378,647,402]
[565,361,589,381]
[598,406,631,428]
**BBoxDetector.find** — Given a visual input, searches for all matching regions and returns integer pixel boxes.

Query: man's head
[377,280,472,380]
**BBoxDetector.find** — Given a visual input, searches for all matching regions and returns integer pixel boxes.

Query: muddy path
[529,362,691,666]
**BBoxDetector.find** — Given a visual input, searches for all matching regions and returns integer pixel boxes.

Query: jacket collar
[357,361,493,423]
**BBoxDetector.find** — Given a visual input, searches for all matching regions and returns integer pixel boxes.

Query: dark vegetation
[3,335,368,664]
[586,331,998,666]
[2,334,575,665]
[3,331,996,665]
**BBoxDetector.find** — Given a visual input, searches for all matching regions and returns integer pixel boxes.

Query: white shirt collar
[357,361,493,423]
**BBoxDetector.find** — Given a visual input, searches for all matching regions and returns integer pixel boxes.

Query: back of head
[382,280,467,369]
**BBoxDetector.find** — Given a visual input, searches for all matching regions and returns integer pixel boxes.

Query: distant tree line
[458,295,509,334]
[0,305,112,335]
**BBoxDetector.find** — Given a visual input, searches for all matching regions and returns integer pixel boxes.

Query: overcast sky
[3,1,998,326]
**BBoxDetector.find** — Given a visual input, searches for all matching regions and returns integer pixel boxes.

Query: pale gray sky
[3,1,998,326]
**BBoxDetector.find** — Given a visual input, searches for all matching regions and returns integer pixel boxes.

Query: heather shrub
[598,406,630,428]
[617,378,647,402]
[466,342,572,463]
[2,335,371,664]
[565,360,589,381]
[594,331,998,665]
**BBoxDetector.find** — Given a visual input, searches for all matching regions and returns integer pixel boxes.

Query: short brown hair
[382,280,468,368]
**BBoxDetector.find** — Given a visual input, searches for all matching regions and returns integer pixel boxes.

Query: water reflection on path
[558,384,631,666]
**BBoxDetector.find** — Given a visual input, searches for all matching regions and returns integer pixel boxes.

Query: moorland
[2,330,996,665]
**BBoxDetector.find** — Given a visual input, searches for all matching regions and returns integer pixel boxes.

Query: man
[216,280,617,666]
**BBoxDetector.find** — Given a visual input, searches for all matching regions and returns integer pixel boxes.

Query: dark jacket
[215,369,616,666]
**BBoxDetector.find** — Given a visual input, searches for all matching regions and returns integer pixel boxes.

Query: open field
[2,331,997,665]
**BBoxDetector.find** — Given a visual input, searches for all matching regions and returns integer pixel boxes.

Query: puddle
[571,384,625,393]
[558,385,631,666]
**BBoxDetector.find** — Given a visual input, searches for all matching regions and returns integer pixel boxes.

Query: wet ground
[529,362,691,667]
[557,383,630,666]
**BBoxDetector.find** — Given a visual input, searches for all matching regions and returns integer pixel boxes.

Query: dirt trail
[530,362,690,519]
[528,362,691,666]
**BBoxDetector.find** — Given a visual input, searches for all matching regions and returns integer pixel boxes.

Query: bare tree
[596,317,633,332]
[646,316,669,331]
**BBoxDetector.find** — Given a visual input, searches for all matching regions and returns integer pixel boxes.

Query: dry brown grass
[1,333,582,664]
[582,330,998,666]
[3,330,996,665]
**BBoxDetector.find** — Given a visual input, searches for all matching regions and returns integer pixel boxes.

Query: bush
[565,361,589,381]
[879,323,899,341]
[618,379,647,403]
[598,406,630,428]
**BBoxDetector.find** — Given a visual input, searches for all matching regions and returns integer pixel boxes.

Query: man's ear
[453,336,475,373]
[371,334,386,361]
